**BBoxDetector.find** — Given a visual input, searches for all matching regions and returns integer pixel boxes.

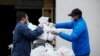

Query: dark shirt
[12,22,43,56]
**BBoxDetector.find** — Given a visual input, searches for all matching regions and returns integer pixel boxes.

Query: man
[50,8,90,56]
[12,11,44,56]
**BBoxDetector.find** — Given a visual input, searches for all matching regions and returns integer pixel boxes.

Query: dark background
[0,5,42,56]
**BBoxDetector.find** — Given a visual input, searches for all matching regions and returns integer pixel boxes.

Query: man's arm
[59,22,85,42]
[19,24,44,40]
[55,22,74,29]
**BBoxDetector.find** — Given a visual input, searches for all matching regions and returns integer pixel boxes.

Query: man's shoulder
[75,19,86,28]
[78,18,86,24]
[17,23,27,27]
[15,23,27,30]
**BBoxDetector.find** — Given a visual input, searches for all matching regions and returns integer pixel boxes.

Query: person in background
[50,8,90,56]
[12,11,44,56]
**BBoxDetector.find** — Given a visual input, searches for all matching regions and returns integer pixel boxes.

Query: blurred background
[0,0,100,56]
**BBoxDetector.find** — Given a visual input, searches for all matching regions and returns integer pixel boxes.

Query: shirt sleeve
[59,22,85,42]
[19,24,44,40]
[55,22,74,29]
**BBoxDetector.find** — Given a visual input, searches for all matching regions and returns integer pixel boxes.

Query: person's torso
[72,18,90,55]
[12,23,31,56]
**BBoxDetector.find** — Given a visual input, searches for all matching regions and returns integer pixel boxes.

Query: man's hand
[49,29,60,35]
[50,31,59,35]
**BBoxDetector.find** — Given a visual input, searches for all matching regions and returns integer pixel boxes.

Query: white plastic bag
[38,16,49,25]
[38,16,56,41]
[57,47,75,56]
[27,22,37,31]
[45,43,54,51]
[47,33,56,41]
[31,46,46,56]
[31,43,75,56]
[45,43,58,56]
[47,27,56,41]
[31,43,56,56]
[38,16,49,40]
[47,23,56,41]
[38,24,49,40]
[38,17,56,41]
[8,44,13,49]
[38,24,56,41]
